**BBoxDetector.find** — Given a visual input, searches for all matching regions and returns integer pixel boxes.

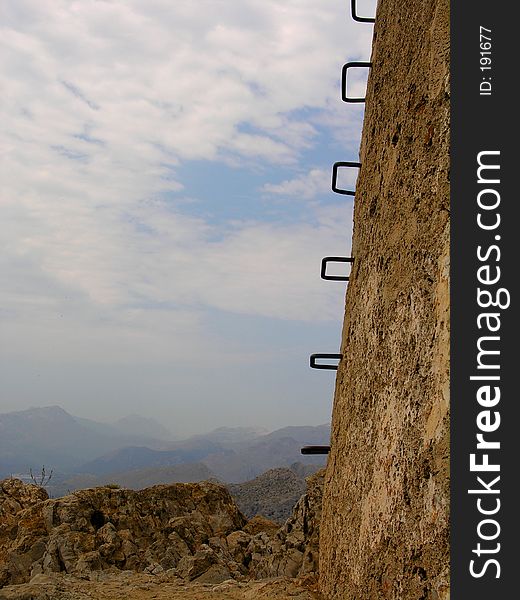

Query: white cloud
[1,0,370,316]
[262,168,331,200]
[2,190,353,323]
[262,162,360,201]
[0,0,371,424]
[2,0,373,166]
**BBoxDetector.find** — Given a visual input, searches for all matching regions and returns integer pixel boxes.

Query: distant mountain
[201,425,330,482]
[74,424,329,483]
[260,424,330,445]
[72,415,171,446]
[111,415,173,440]
[76,441,228,475]
[0,406,170,477]
[0,406,107,474]
[0,405,330,485]
[188,426,269,445]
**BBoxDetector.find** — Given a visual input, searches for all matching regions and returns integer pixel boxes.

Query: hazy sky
[1,0,376,436]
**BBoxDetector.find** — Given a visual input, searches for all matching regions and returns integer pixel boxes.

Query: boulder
[0,480,245,586]
[246,470,324,579]
[0,472,324,587]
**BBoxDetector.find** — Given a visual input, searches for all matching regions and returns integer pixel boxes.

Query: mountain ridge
[0,405,329,483]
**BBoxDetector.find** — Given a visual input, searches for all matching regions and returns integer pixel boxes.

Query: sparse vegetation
[29,465,53,487]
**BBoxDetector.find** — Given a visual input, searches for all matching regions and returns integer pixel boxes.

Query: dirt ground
[0,572,322,600]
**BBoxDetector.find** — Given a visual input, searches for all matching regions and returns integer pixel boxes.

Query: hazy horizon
[0,402,331,439]
[1,1,376,436]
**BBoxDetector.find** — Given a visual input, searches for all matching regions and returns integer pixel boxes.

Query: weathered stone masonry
[319,0,450,598]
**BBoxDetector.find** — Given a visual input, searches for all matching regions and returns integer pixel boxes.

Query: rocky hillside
[319,0,450,599]
[55,463,316,524]
[227,467,307,524]
[0,473,323,598]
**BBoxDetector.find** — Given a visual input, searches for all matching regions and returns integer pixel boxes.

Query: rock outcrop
[0,478,246,587]
[247,470,323,580]
[0,472,323,591]
[319,0,450,599]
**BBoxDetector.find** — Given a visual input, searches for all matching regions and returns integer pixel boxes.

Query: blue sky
[0,0,376,435]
